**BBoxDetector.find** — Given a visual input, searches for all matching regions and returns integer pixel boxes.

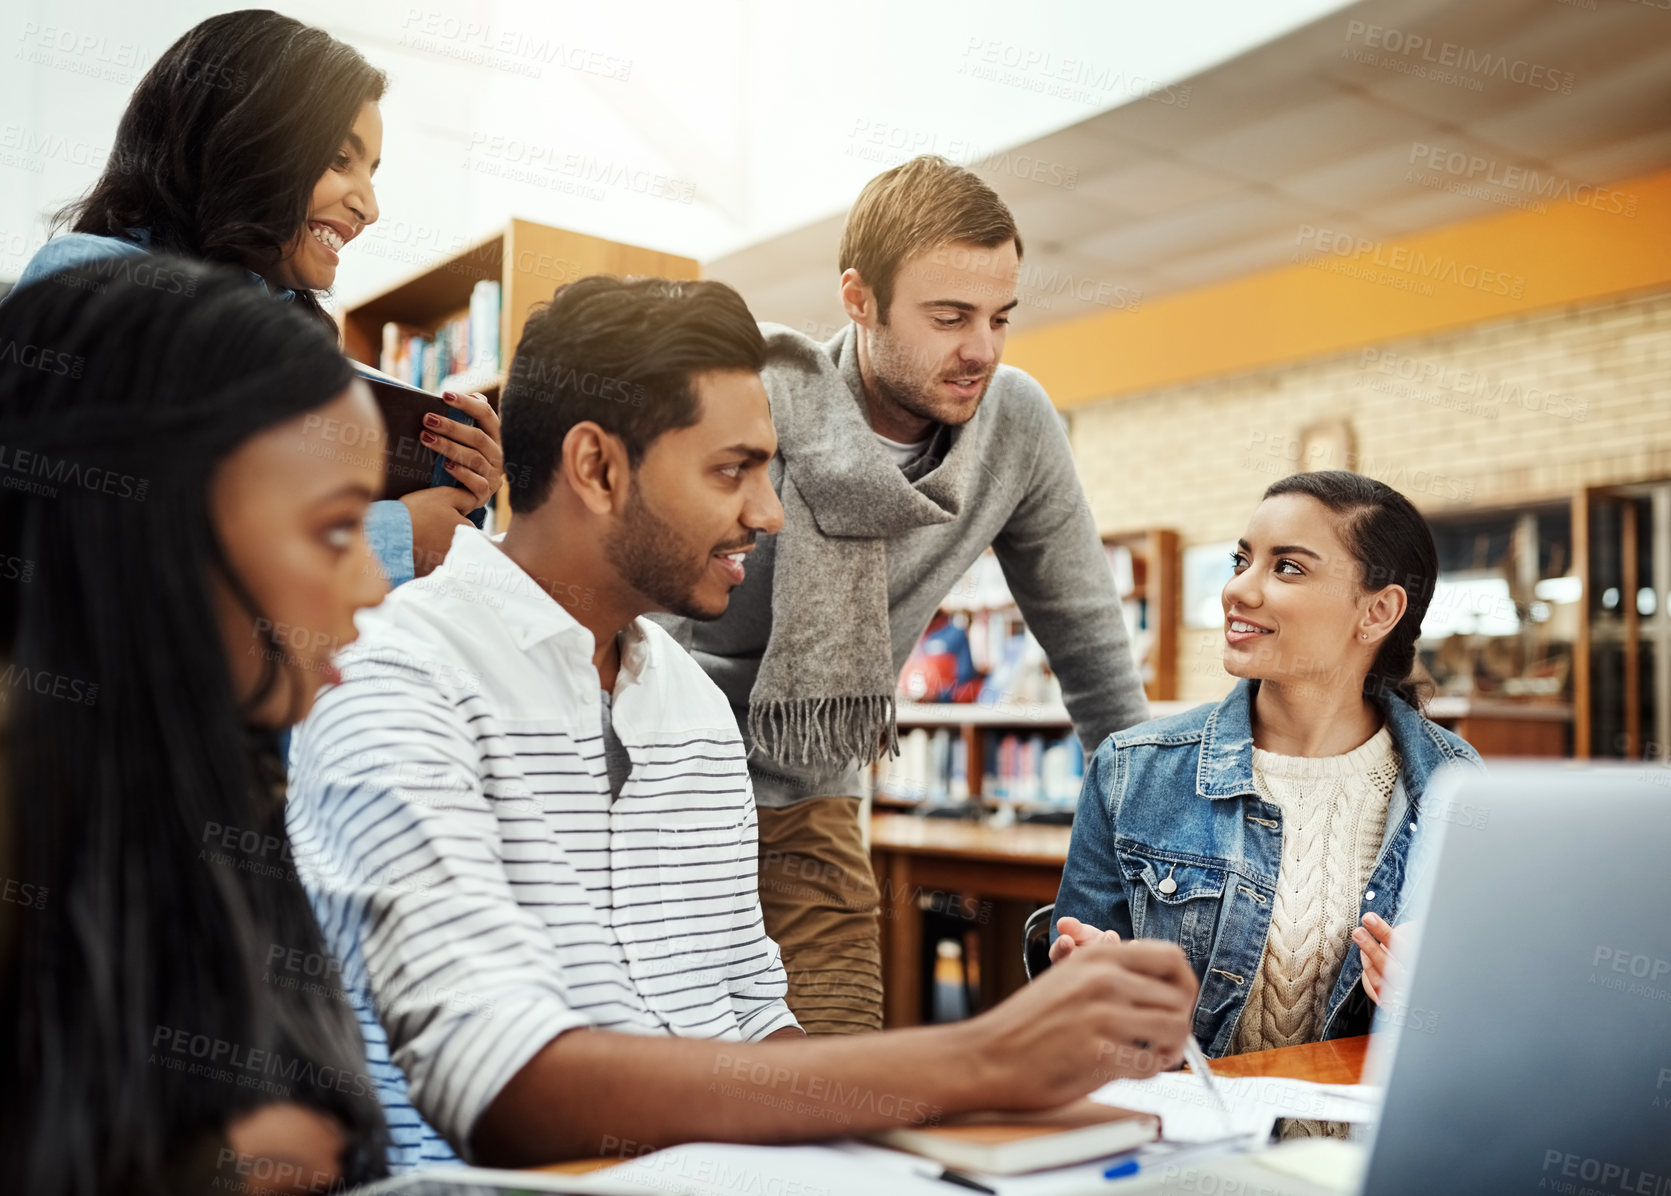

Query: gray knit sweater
[674,323,1150,807]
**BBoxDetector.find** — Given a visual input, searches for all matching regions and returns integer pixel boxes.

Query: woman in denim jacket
[1054,471,1482,1065]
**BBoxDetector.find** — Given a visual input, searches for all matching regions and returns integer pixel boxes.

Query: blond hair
[838,155,1022,322]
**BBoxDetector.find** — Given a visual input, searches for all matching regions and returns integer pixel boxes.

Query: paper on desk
[1252,1138,1370,1192]
[605,1137,1269,1196]
[832,1140,1234,1196]
[606,1142,951,1196]
[1090,1073,1383,1144]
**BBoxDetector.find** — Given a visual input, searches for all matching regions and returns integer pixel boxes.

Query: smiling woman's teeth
[1230,621,1270,634]
[310,224,344,252]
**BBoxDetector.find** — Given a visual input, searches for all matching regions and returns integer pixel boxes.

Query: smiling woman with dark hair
[9,9,504,588]
[40,9,389,329]
[1052,471,1483,1133]
[0,257,391,1194]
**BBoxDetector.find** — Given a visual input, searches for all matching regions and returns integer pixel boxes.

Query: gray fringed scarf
[746,323,976,772]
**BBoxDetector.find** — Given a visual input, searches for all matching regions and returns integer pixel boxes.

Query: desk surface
[1206,1033,1369,1085]
[868,811,1072,865]
[538,1036,1372,1174]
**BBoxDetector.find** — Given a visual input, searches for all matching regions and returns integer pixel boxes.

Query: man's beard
[604,481,718,621]
[869,329,989,428]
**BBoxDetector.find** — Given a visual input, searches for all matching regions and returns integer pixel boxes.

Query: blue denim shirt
[10,230,419,586]
[1055,678,1482,1056]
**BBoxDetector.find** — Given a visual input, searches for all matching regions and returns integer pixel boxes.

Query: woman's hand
[425,390,504,508]
[400,484,478,578]
[1353,911,1407,1005]
[400,390,507,578]
[1048,915,1122,967]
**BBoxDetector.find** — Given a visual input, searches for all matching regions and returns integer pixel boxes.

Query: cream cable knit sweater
[1233,726,1399,1055]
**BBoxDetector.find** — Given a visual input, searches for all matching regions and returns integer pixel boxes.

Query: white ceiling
[706,0,1671,338]
[0,0,1356,305]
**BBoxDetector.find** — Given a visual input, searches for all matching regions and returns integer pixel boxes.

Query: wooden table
[868,812,1071,1028]
[1205,1033,1368,1084]
[537,1037,1372,1174]
[1426,695,1571,757]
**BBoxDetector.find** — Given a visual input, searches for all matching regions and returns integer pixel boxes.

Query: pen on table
[933,1167,997,1193]
[1104,1157,1142,1180]
[1181,1034,1231,1116]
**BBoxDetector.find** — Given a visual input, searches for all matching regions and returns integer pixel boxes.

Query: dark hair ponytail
[1262,470,1438,710]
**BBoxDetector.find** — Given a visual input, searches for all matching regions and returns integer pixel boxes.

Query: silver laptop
[1141,762,1671,1195]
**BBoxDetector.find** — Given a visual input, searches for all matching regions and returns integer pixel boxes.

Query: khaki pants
[756,797,883,1035]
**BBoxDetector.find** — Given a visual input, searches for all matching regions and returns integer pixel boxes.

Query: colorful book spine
[377,279,502,392]
[984,730,1085,809]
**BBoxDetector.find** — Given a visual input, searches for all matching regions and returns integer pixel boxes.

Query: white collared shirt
[287,526,796,1169]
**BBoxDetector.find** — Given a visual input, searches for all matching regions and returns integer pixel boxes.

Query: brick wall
[1068,286,1671,703]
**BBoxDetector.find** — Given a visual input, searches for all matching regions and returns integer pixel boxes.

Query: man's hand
[1353,912,1405,1005]
[473,939,1199,1166]
[426,391,505,507]
[964,938,1197,1110]
[1048,915,1122,966]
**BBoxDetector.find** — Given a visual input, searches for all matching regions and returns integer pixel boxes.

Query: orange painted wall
[1007,166,1671,409]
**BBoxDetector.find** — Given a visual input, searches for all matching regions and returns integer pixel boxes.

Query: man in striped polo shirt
[288,276,1199,1171]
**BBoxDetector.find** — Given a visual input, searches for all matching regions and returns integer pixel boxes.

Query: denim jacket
[8,230,440,587]
[1054,678,1482,1056]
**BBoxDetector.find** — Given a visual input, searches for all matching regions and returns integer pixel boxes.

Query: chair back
[1022,902,1054,980]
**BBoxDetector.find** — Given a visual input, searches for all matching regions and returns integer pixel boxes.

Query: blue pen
[1104,1158,1141,1180]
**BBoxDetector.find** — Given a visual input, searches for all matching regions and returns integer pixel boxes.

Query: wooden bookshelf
[895,701,1071,727]
[880,702,1074,812]
[879,698,1197,813]
[337,218,699,525]
[1103,528,1180,701]
[876,531,1182,813]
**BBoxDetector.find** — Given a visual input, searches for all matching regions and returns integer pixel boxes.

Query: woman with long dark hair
[0,257,391,1193]
[10,9,502,587]
[1051,472,1482,1127]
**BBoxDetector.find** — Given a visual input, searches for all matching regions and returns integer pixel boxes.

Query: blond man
[677,156,1151,1033]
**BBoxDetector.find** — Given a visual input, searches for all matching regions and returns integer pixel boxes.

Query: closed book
[873,1099,1160,1175]
[349,361,474,501]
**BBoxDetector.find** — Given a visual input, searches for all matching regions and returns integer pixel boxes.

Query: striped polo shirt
[286,526,798,1170]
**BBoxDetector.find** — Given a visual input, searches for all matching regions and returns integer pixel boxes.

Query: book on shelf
[985,730,1084,808]
[1106,540,1160,687]
[875,727,969,804]
[1106,541,1135,595]
[978,626,1062,708]
[941,549,1015,611]
[872,1098,1160,1175]
[875,725,1082,809]
[377,279,502,393]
